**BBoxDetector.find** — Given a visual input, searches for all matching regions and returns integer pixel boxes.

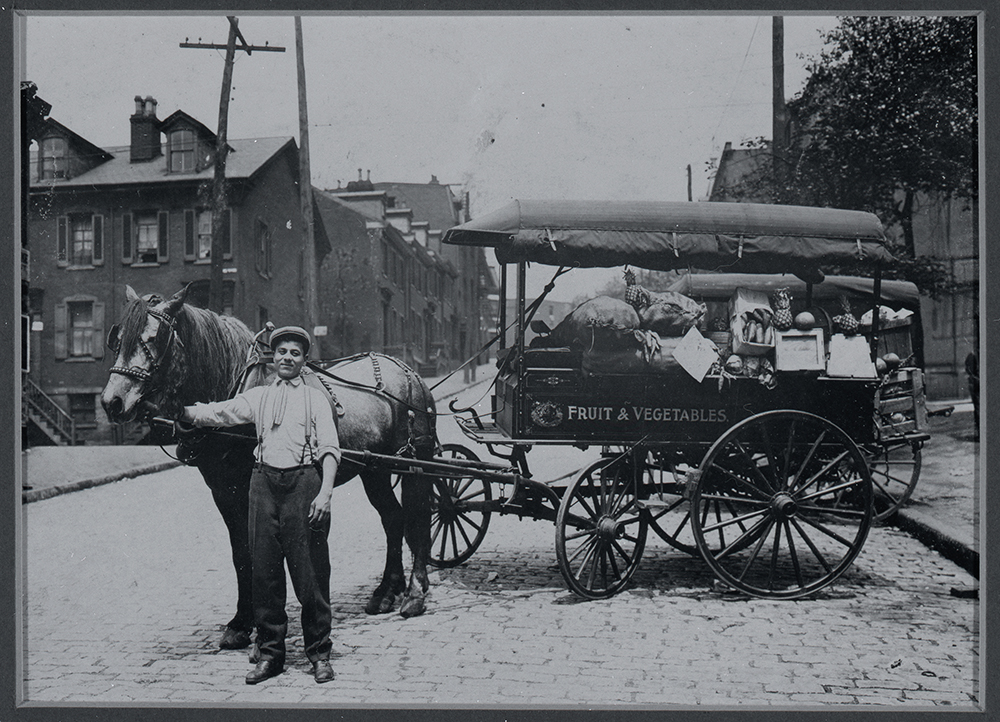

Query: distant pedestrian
[965,351,979,441]
[182,326,339,685]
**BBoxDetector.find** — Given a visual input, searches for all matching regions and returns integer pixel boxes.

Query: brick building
[24,95,495,445]
[314,173,496,376]
[26,95,323,444]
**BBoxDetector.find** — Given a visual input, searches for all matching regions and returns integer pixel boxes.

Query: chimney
[130,94,162,163]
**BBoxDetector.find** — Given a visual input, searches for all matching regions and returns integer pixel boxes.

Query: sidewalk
[21,378,981,583]
[890,399,980,580]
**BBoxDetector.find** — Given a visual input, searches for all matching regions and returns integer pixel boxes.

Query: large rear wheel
[556,456,648,599]
[691,411,873,599]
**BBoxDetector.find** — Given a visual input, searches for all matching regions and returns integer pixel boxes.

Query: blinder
[106,323,121,353]
[108,307,179,387]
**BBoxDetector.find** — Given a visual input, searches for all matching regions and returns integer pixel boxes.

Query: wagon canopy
[442,200,893,278]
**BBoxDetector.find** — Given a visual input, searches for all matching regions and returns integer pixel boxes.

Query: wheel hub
[770,492,798,520]
[597,516,621,540]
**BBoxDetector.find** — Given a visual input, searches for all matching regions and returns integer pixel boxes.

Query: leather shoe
[245,659,283,685]
[219,627,252,650]
[313,659,334,683]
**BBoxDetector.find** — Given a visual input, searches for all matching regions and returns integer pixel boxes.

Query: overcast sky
[23,13,840,300]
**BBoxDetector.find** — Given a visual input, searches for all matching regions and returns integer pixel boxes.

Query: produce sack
[637,290,706,337]
[551,296,641,352]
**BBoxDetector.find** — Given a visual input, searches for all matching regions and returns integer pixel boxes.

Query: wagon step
[636,492,683,510]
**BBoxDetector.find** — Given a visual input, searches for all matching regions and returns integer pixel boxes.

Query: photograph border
[3,1,994,720]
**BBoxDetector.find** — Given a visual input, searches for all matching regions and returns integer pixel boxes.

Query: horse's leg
[200,449,255,647]
[360,469,407,615]
[399,463,432,619]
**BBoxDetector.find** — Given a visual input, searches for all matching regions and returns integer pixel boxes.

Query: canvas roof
[443,199,894,278]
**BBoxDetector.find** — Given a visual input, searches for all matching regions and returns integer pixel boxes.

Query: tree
[713,15,977,294]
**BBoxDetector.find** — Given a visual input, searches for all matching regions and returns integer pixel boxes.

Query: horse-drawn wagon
[417,199,929,601]
[102,199,931,632]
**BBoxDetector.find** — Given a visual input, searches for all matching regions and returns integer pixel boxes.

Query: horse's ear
[164,285,189,316]
[125,285,140,304]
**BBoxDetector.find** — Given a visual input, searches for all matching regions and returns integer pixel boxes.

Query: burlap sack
[551,296,641,352]
[637,290,706,337]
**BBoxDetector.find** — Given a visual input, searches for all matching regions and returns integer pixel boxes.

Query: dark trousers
[249,463,332,664]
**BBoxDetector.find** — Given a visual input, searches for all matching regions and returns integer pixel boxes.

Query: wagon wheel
[864,438,922,522]
[428,444,492,568]
[641,455,700,555]
[556,456,648,599]
[691,410,873,600]
[641,454,753,557]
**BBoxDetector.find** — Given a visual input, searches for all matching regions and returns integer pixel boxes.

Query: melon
[794,311,816,330]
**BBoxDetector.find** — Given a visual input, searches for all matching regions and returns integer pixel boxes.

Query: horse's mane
[169,304,254,407]
[119,295,254,413]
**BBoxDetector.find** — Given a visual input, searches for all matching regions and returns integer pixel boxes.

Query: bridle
[107,306,180,387]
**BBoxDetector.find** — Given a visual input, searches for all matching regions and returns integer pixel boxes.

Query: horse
[100,284,438,650]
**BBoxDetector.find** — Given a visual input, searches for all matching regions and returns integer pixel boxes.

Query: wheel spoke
[700,505,769,535]
[797,504,869,519]
[788,429,827,491]
[789,517,833,573]
[767,519,783,591]
[783,519,805,590]
[736,519,775,582]
[794,512,858,548]
[715,516,770,561]
[797,475,866,503]
[706,462,771,501]
[791,449,852,497]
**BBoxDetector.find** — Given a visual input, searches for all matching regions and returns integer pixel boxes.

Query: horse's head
[101,284,187,424]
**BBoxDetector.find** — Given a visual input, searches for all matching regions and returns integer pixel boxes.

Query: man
[182,326,339,684]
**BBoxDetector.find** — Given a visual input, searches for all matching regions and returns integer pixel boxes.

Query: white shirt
[185,374,341,469]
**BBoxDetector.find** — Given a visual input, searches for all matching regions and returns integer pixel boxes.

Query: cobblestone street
[24,458,979,708]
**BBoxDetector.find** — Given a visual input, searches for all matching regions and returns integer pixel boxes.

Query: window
[57,214,104,267]
[69,393,97,428]
[39,137,68,180]
[123,211,169,264]
[184,208,231,261]
[197,210,212,259]
[255,218,271,277]
[135,213,159,263]
[54,296,104,361]
[168,129,196,172]
[68,301,94,357]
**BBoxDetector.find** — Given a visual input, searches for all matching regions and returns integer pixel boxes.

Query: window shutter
[184,209,195,259]
[54,302,68,360]
[57,216,68,265]
[222,208,232,258]
[92,214,104,264]
[92,302,105,360]
[157,211,170,262]
[122,213,133,263]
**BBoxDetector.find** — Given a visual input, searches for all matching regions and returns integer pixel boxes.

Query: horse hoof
[219,627,252,650]
[399,597,426,618]
[365,595,396,615]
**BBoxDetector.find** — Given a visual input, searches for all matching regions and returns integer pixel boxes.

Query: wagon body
[426,200,909,600]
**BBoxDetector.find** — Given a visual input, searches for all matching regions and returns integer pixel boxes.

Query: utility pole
[295,17,320,340]
[772,16,787,189]
[181,18,284,314]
